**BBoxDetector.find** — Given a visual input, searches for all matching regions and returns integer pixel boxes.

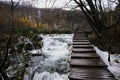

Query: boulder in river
[24,42,34,52]
[16,43,24,52]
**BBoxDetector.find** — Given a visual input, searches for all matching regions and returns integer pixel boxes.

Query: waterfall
[28,40,35,50]
[33,71,69,80]
[24,34,73,80]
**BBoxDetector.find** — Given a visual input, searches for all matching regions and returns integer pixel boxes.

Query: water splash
[24,34,73,80]
[33,71,69,80]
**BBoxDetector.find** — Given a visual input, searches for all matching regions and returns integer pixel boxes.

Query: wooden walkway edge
[69,32,116,80]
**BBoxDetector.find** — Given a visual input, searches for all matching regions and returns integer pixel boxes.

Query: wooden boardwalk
[69,32,116,80]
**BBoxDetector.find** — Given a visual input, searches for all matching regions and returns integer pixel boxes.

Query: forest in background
[0,1,91,35]
[0,1,91,79]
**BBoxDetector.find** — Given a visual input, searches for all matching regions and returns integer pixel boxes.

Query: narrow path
[69,32,116,80]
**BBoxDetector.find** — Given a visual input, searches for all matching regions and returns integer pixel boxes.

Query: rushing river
[24,34,73,80]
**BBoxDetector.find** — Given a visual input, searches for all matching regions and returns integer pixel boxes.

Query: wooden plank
[73,40,89,42]
[73,42,91,45]
[69,75,115,80]
[71,53,100,59]
[73,34,87,40]
[73,45,93,48]
[72,48,96,53]
[69,68,115,80]
[70,58,106,67]
[70,68,113,76]
[70,73,114,78]
[73,37,87,40]
[73,38,87,40]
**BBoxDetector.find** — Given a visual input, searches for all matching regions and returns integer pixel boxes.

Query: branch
[73,0,101,37]
[0,0,21,74]
[49,0,56,9]
[71,5,79,10]
[86,0,98,14]
[79,0,91,14]
[13,0,21,9]
[47,0,57,11]
[60,0,73,9]
[0,0,14,69]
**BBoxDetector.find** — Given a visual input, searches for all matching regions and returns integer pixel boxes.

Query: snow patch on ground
[94,46,120,80]
[94,46,109,65]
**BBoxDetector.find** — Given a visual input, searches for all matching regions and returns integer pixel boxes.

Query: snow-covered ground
[94,46,120,80]
[24,34,73,80]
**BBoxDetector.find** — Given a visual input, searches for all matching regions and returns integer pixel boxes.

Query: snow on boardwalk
[69,32,116,80]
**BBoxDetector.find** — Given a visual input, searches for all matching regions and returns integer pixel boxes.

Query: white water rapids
[24,34,73,80]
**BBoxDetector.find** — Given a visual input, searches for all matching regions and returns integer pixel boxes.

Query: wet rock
[31,34,43,49]
[33,42,42,49]
[31,34,42,42]
[24,43,34,51]
[18,36,27,43]
[9,48,16,53]
[16,43,24,52]
[114,59,119,63]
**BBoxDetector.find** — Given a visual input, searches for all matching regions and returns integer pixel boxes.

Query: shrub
[59,28,72,34]
[38,28,50,34]
[50,28,59,34]
[15,26,39,37]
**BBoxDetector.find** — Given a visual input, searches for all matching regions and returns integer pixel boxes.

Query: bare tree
[73,0,119,62]
[0,0,21,79]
